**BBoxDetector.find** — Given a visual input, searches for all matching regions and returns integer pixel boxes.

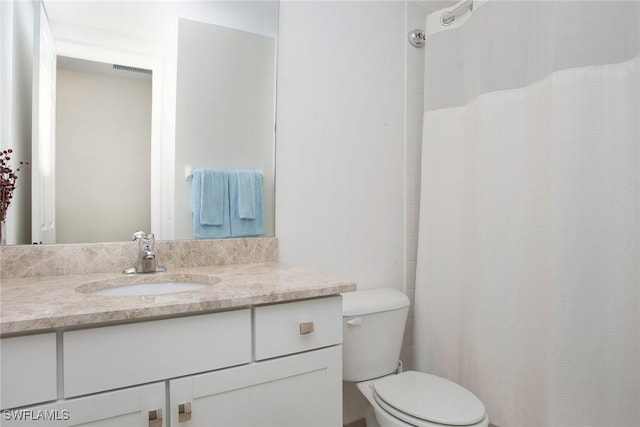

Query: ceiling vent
[112,64,152,75]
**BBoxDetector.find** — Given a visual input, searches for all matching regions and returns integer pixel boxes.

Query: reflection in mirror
[174,19,276,240]
[56,56,152,243]
[2,0,278,245]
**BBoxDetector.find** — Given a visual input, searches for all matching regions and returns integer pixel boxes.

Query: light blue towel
[200,169,225,225]
[236,170,256,219]
[191,168,231,238]
[229,170,265,237]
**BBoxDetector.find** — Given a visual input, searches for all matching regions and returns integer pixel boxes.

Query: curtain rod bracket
[408,29,426,48]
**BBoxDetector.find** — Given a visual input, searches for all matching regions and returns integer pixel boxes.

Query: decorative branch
[0,149,29,223]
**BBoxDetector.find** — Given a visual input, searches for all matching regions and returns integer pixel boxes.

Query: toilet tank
[342,288,410,382]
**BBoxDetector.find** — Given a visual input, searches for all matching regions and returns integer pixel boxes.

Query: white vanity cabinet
[170,346,341,427]
[1,382,166,427]
[169,296,344,427]
[0,295,343,427]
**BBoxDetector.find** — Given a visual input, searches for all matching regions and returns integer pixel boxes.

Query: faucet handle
[132,231,154,241]
[132,231,146,241]
[132,231,156,254]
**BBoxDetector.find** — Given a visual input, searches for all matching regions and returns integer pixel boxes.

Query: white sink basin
[88,282,209,296]
[76,274,220,297]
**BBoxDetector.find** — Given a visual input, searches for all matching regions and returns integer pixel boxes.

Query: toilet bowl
[356,372,489,427]
[342,288,488,427]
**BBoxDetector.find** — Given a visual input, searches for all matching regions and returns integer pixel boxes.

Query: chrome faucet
[123,231,167,274]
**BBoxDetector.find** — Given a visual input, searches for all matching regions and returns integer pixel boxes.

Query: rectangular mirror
[2,0,278,245]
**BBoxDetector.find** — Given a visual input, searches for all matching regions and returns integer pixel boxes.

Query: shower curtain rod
[408,0,474,48]
[441,0,473,26]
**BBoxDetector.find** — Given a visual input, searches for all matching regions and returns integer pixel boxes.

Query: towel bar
[185,166,263,181]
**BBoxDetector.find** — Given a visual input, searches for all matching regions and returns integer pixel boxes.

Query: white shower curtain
[414,2,639,426]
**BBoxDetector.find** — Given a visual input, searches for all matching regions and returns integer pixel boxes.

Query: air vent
[112,64,152,75]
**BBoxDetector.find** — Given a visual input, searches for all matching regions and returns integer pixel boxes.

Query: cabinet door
[170,346,342,427]
[1,333,57,410]
[1,382,165,427]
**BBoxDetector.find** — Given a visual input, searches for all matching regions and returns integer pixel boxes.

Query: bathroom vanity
[0,238,355,426]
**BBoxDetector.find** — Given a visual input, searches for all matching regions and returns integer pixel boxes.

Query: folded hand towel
[200,169,226,225]
[229,170,265,237]
[191,168,231,238]
[236,170,257,219]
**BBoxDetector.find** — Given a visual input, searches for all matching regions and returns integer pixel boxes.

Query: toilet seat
[372,371,486,426]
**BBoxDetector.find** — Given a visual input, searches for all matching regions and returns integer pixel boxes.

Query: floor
[344,418,499,427]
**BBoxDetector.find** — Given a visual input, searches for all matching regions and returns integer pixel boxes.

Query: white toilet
[342,288,489,427]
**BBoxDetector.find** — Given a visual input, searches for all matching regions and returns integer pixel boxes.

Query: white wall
[1,0,34,245]
[401,0,432,379]
[55,68,151,243]
[275,2,405,424]
[276,1,405,291]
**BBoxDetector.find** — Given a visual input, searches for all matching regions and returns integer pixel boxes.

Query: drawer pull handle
[299,321,315,335]
[148,409,162,427]
[178,402,192,422]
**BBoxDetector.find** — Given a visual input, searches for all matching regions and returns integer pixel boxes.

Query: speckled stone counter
[1,238,279,279]
[0,238,356,336]
[0,262,356,335]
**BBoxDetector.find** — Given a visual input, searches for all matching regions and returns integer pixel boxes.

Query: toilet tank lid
[342,288,410,316]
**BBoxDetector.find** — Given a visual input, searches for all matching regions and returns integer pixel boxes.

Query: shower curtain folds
[414,2,639,426]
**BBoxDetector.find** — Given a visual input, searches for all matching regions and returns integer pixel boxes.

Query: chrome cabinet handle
[178,402,192,422]
[148,409,162,427]
[299,321,315,335]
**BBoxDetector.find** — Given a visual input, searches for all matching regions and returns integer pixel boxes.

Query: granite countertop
[0,262,356,336]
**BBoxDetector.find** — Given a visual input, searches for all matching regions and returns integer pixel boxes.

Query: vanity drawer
[1,333,57,409]
[254,296,342,360]
[64,309,252,398]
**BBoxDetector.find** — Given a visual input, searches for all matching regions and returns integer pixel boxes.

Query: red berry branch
[1,149,29,223]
